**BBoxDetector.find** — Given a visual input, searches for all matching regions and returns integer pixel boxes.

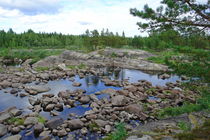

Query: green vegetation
[67,63,87,70]
[175,119,210,140]
[104,123,127,140]
[88,122,100,132]
[37,115,46,124]
[158,85,210,118]
[7,117,24,125]
[35,66,50,72]
[0,48,63,64]
[177,121,191,131]
[130,0,209,33]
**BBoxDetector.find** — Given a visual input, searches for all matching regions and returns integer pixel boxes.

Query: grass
[158,85,210,118]
[88,122,100,132]
[103,123,127,140]
[7,117,24,125]
[0,48,63,64]
[37,115,46,124]
[66,63,87,70]
[35,66,50,72]
[175,119,210,140]
[177,121,191,131]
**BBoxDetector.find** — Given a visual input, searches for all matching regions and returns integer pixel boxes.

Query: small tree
[130,0,210,33]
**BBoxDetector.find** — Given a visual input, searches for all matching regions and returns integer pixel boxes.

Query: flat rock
[25,85,50,95]
[4,135,21,140]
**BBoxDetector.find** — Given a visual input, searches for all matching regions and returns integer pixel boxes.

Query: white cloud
[0,0,62,15]
[0,0,162,36]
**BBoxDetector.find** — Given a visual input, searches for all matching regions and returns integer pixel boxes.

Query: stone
[126,135,153,140]
[68,119,84,130]
[10,88,18,94]
[105,125,111,133]
[79,95,90,104]
[34,123,44,135]
[0,81,12,88]
[81,127,88,135]
[58,91,69,99]
[28,96,40,106]
[125,104,147,120]
[25,85,50,95]
[57,129,67,137]
[72,82,82,87]
[45,104,55,111]
[45,118,64,129]
[4,135,21,140]
[118,90,129,96]
[11,127,21,134]
[20,93,28,97]
[24,117,38,125]
[9,108,22,116]
[0,124,7,137]
[111,95,128,106]
[95,119,108,127]
[57,63,69,71]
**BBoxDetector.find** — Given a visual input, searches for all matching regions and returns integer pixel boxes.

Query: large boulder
[33,56,63,68]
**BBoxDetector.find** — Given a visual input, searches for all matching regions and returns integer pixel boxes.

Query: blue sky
[0,0,207,36]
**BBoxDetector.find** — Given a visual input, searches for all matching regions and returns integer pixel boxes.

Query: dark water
[0,68,181,139]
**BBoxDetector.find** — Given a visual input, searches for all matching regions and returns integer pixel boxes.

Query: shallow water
[0,68,181,113]
[0,68,181,139]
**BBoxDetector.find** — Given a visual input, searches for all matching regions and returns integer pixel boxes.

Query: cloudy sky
[0,0,206,37]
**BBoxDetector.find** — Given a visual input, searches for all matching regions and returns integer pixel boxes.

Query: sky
[0,0,207,37]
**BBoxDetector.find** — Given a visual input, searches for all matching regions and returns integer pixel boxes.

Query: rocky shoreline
[0,49,207,140]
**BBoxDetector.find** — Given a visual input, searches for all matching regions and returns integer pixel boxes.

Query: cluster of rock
[0,75,197,139]
[32,48,168,71]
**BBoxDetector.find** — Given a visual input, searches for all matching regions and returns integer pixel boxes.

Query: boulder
[25,85,50,95]
[34,123,44,135]
[57,129,67,137]
[68,119,84,130]
[125,104,147,120]
[28,96,40,106]
[72,82,82,87]
[24,117,38,125]
[0,124,7,137]
[111,95,128,106]
[95,119,108,127]
[79,96,90,104]
[45,118,64,129]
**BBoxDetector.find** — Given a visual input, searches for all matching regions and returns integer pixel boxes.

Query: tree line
[0,28,209,51]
